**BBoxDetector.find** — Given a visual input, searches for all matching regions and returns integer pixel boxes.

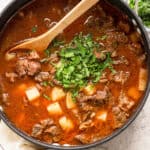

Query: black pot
[0,0,150,149]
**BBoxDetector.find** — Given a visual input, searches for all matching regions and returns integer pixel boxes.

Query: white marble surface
[0,0,150,150]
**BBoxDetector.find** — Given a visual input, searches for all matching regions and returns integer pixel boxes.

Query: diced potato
[139,68,147,91]
[66,92,76,109]
[59,116,74,131]
[96,110,107,121]
[47,102,63,115]
[127,87,140,100]
[25,86,40,101]
[83,84,96,95]
[51,87,66,101]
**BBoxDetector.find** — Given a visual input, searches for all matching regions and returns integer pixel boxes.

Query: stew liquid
[0,0,148,146]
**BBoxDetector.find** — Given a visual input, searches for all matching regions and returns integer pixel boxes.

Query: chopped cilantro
[55,33,114,97]
[31,25,38,33]
[44,48,51,57]
[100,35,108,40]
[41,81,54,87]
[96,35,108,41]
[52,38,65,47]
[41,81,49,87]
[43,94,51,100]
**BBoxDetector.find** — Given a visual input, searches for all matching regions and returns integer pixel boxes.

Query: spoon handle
[40,0,99,44]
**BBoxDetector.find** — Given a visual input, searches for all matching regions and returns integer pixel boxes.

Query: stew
[0,0,148,146]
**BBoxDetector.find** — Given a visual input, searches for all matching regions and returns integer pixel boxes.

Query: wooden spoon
[7,0,99,54]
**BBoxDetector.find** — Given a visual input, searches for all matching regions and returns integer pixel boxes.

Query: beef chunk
[79,111,95,130]
[79,120,94,131]
[118,21,130,33]
[5,72,18,82]
[40,118,54,127]
[44,125,61,136]
[77,89,109,105]
[32,124,44,137]
[105,32,128,51]
[79,102,95,111]
[32,118,54,138]
[31,118,62,142]
[35,72,50,82]
[110,71,130,84]
[118,91,135,111]
[75,134,91,144]
[113,56,129,65]
[112,106,128,128]
[82,111,95,122]
[112,91,134,128]
[53,135,62,142]
[16,59,41,77]
[44,125,62,142]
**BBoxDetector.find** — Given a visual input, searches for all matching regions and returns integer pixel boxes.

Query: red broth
[0,0,148,145]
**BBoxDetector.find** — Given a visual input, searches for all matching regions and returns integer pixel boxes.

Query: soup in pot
[0,0,148,146]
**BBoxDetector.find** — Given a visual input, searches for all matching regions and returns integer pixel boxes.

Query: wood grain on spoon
[7,0,99,53]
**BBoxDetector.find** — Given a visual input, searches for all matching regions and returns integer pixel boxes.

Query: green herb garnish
[138,0,150,27]
[55,33,114,96]
[43,38,65,58]
[129,0,150,27]
[52,38,65,47]
[43,94,51,100]
[41,81,54,87]
[44,48,51,57]
[41,81,49,87]
[100,35,108,40]
[31,25,38,33]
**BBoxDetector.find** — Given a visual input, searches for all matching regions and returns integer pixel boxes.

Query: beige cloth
[0,121,37,150]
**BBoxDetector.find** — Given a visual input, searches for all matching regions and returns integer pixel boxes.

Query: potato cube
[51,87,66,101]
[83,84,96,95]
[96,110,107,121]
[66,92,76,109]
[139,68,147,91]
[25,86,40,101]
[59,116,74,131]
[47,102,63,115]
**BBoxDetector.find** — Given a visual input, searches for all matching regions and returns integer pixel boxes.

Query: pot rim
[0,0,150,149]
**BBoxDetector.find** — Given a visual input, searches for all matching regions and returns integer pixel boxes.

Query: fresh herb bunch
[55,33,114,93]
[129,0,150,28]
[138,0,150,28]
[129,0,136,9]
